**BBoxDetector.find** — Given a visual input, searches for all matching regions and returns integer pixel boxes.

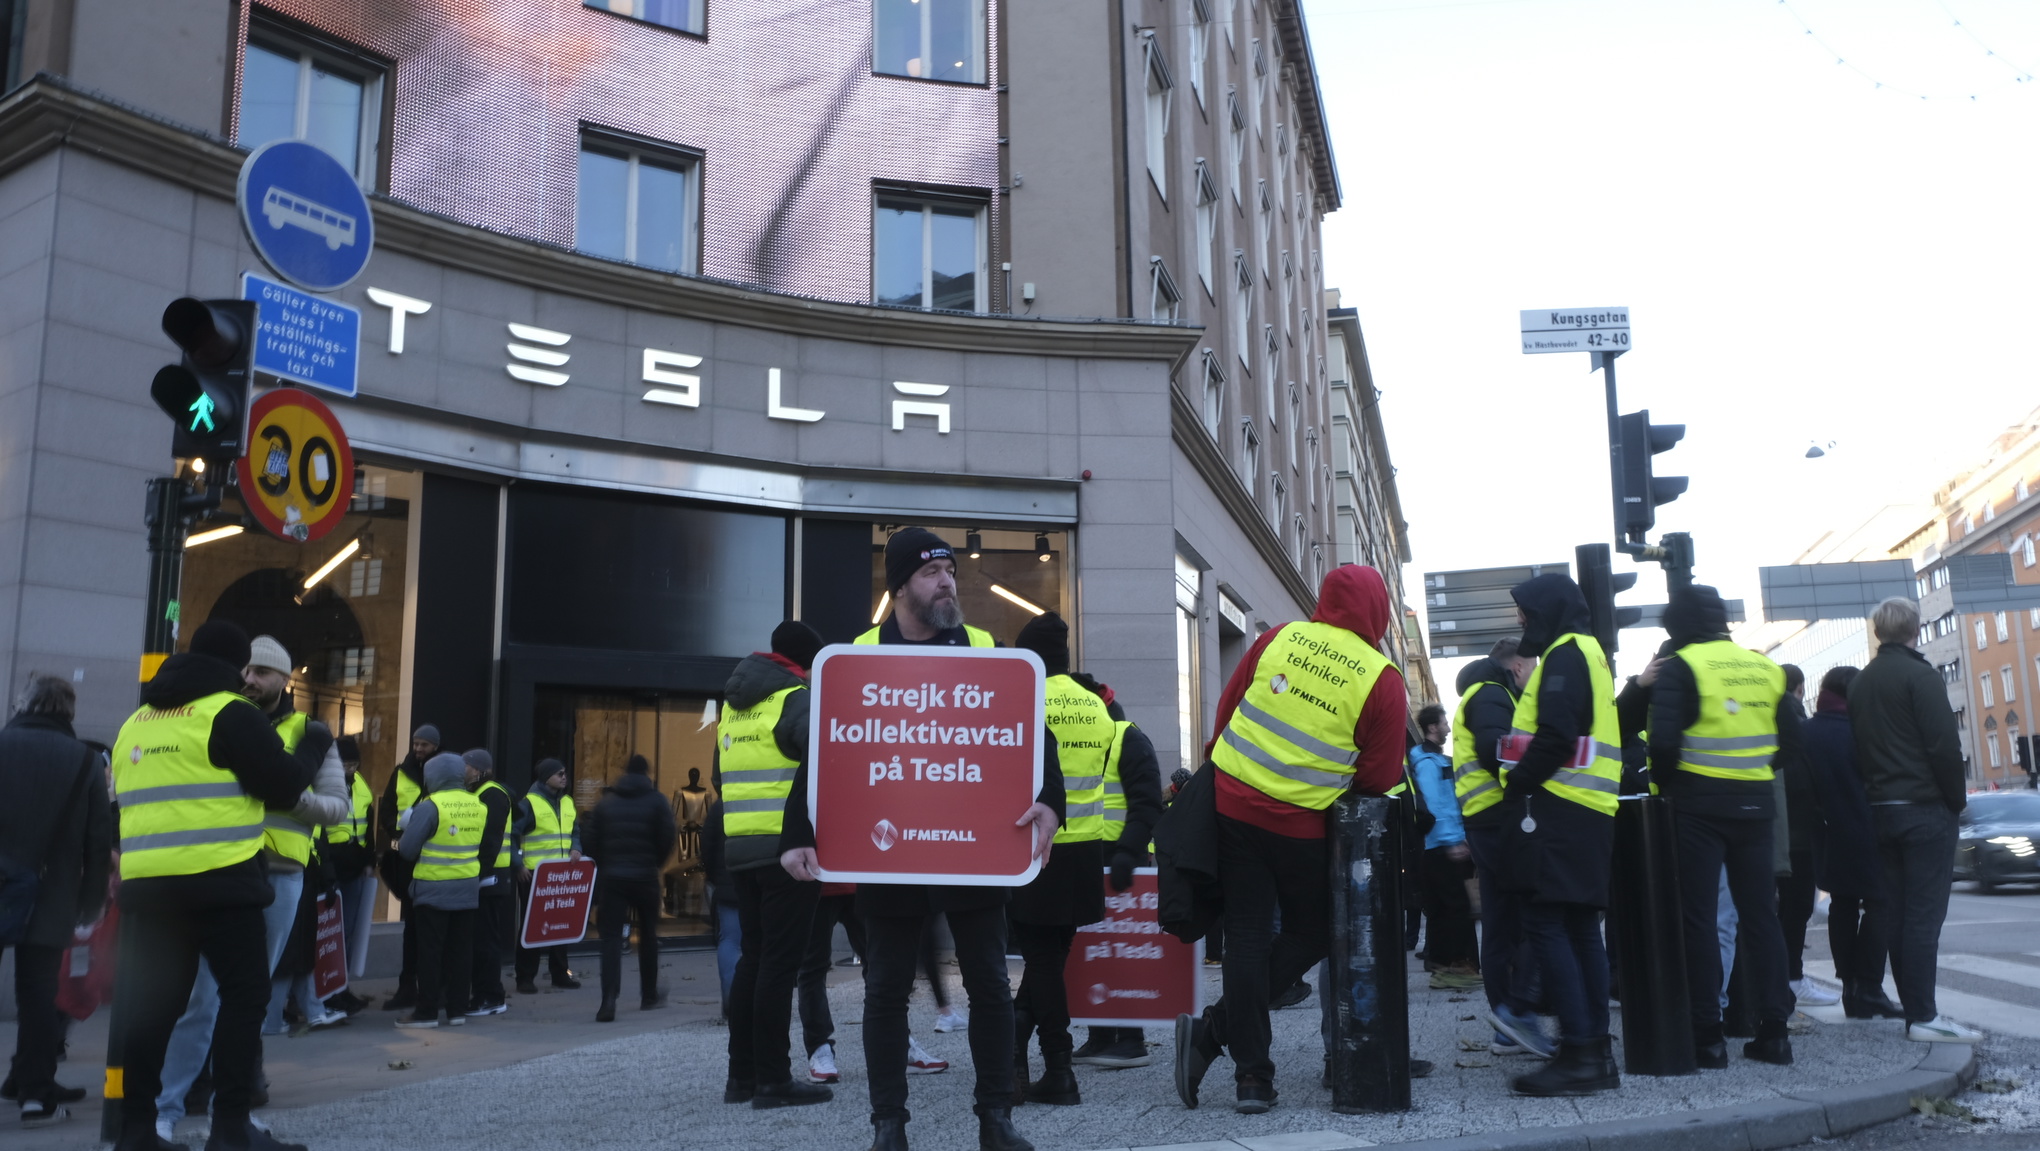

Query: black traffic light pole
[1596,350,1695,594]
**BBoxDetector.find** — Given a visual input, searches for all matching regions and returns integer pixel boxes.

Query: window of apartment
[1981,673,1996,708]
[1990,732,2004,769]
[1195,161,1219,292]
[873,193,985,310]
[1305,429,1319,505]
[1149,256,1183,321]
[1293,514,1307,566]
[1986,501,1998,523]
[1201,351,1226,440]
[1256,181,1273,270]
[1932,565,1950,589]
[2004,666,2017,703]
[1144,36,1174,198]
[2022,478,2032,502]
[584,0,702,36]
[1189,0,1210,107]
[577,135,699,274]
[874,0,985,83]
[238,33,383,186]
[2025,536,2036,568]
[1280,250,1295,341]
[1238,418,1261,493]
[1228,91,1246,205]
[1271,473,1286,528]
[1965,513,1977,534]
[1978,619,1991,650]
[1175,555,1203,772]
[2030,607,2040,630]
[1233,252,1252,367]
[1998,610,2011,642]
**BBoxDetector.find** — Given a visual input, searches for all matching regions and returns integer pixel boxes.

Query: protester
[463,749,514,1017]
[0,675,112,1128]
[1848,597,1979,1042]
[1410,705,1478,991]
[1174,564,1407,1115]
[324,736,377,988]
[1802,666,1903,1019]
[797,878,862,1084]
[1771,665,1835,1007]
[395,753,486,1028]
[584,753,678,1022]
[513,759,582,993]
[1072,708,1167,1070]
[378,725,440,1011]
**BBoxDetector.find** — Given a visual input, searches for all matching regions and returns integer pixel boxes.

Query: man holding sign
[781,528,1064,1151]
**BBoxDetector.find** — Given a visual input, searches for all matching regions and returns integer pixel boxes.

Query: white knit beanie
[247,635,293,674]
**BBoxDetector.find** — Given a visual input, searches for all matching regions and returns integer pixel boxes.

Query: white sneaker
[809,1042,841,1083]
[906,1035,949,1074]
[1907,1015,1983,1043]
[1790,978,1840,1006]
[305,1008,347,1029]
[933,1009,967,1033]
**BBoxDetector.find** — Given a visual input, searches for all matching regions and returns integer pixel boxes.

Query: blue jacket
[1410,742,1463,849]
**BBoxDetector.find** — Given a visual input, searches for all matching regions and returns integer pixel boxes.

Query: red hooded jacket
[1205,564,1408,838]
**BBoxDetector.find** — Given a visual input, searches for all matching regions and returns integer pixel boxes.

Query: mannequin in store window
[678,767,711,862]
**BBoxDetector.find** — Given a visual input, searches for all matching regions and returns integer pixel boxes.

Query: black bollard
[1328,793,1411,1113]
[1611,794,1694,1075]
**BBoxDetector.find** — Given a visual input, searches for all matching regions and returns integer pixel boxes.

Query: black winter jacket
[713,652,810,872]
[1454,657,1519,830]
[1646,587,1791,821]
[1803,703,1882,898]
[0,713,113,948]
[474,781,512,885]
[582,772,679,882]
[1155,762,1221,943]
[1849,643,1966,814]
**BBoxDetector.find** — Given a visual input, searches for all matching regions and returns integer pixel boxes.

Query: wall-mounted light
[872,589,891,625]
[303,537,362,590]
[1035,533,1052,562]
[990,583,1046,616]
[966,531,983,559]
[184,524,244,548]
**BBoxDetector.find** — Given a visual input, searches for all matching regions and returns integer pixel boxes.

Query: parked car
[1956,792,2040,891]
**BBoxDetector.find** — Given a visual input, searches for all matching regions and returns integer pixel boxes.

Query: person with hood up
[1174,564,1407,1116]
[719,621,833,1109]
[1495,574,1621,1098]
[1801,666,1902,1020]
[512,759,583,993]
[107,619,329,1151]
[1649,585,1797,1069]
[461,749,513,1017]
[377,724,441,1012]
[394,753,487,1028]
[584,753,679,1022]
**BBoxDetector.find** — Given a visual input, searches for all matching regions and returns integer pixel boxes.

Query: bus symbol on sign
[262,187,358,251]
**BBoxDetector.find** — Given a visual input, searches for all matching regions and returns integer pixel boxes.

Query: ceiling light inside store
[303,537,362,590]
[872,589,891,625]
[1035,533,1052,562]
[184,524,243,548]
[966,531,983,559]
[989,584,1046,616]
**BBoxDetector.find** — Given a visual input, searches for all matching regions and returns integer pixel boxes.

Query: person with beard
[461,749,514,1017]
[1650,585,1796,1070]
[781,527,1064,1151]
[584,753,678,1022]
[107,620,329,1151]
[513,759,583,993]
[1174,565,1407,1116]
[1498,574,1621,1098]
[377,725,441,1012]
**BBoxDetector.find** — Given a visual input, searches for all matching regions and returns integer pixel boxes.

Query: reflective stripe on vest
[1209,621,1391,811]
[474,779,512,868]
[262,711,316,865]
[1045,674,1114,843]
[1451,678,1517,819]
[720,685,803,840]
[1101,720,1133,831]
[1664,640,1784,782]
[112,692,266,879]
[523,790,577,865]
[854,624,996,647]
[328,773,373,845]
[415,788,488,881]
[1508,633,1622,817]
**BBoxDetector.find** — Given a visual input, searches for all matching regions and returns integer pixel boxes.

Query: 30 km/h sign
[1521,308,1630,355]
[235,388,355,543]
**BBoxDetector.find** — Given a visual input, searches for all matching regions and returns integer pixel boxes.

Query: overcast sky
[1303,0,2040,691]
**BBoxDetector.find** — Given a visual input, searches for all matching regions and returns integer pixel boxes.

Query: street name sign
[1521,308,1630,355]
[242,272,360,397]
[521,861,597,947]
[237,140,373,292]
[1066,869,1202,1027]
[807,645,1046,885]
[235,387,355,543]
[1424,562,1570,658]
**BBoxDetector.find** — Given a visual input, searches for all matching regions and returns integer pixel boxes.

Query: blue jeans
[713,886,741,1016]
[1522,902,1609,1045]
[156,869,303,1125]
[337,872,376,978]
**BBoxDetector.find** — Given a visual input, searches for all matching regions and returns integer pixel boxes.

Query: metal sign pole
[1595,350,1627,552]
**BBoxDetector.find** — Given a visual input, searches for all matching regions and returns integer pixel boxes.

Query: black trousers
[1676,811,1793,1029]
[728,866,820,1086]
[597,876,664,1002]
[864,905,1013,1123]
[798,893,863,1057]
[4,944,62,1103]
[110,901,269,1139]
[514,874,573,984]
[470,882,515,1008]
[1522,901,1608,1044]
[1873,803,1958,1024]
[1012,922,1078,1054]
[921,918,951,1009]
[1419,846,1478,970]
[1776,851,1818,982]
[1829,893,1889,989]
[1206,814,1330,1083]
[412,905,474,1020]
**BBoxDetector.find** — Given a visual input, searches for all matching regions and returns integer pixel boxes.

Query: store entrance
[530,687,722,941]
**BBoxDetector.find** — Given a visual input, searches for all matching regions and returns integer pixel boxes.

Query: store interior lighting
[302,537,362,590]
[871,589,890,624]
[1034,533,1052,562]
[966,530,983,559]
[989,583,1046,616]
[183,524,244,548]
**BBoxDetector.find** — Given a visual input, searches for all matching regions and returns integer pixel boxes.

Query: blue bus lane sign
[241,272,361,398]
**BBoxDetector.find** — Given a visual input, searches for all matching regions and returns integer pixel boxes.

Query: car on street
[1956,791,2040,891]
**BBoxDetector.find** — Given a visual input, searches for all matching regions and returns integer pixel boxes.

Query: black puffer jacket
[1453,656,1519,830]
[582,772,678,882]
[0,713,112,948]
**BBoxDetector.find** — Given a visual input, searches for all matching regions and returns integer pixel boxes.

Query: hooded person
[394,753,486,1028]
[1648,584,1797,1070]
[1174,564,1407,1116]
[377,723,442,1011]
[461,749,515,1017]
[1496,573,1622,1097]
[512,758,582,993]
[584,752,678,1021]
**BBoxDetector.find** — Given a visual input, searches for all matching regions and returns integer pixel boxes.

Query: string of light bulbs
[1777,0,2037,101]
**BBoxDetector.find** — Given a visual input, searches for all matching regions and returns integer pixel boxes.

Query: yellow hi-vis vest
[1508,633,1623,817]
[394,771,422,824]
[414,788,487,881]
[327,772,372,846]
[719,685,803,839]
[1101,720,1134,837]
[112,691,266,879]
[1045,674,1114,843]
[262,711,317,866]
[854,623,995,647]
[1209,621,1393,811]
[523,790,576,866]
[1663,640,1785,782]
[1452,678,1517,819]
[473,779,512,868]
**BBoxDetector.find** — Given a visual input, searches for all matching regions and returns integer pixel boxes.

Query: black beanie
[772,620,825,670]
[624,753,650,776]
[536,757,567,784]
[335,734,360,763]
[1015,611,1071,674]
[885,527,955,592]
[189,619,251,670]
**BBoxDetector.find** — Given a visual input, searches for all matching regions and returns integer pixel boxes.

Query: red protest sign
[1066,869,1203,1027]
[521,861,598,947]
[807,645,1045,885]
[312,892,349,1001]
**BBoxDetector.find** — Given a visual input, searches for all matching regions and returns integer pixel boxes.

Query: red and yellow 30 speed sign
[235,387,354,543]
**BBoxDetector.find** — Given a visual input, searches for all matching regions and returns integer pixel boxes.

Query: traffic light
[152,298,256,463]
[1619,410,1687,540]
[1576,543,1642,655]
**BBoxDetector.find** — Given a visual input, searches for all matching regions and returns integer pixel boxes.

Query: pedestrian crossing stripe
[1803,955,2040,1038]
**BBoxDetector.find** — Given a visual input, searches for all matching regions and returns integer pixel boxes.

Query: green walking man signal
[150,298,256,463]
[187,393,217,433]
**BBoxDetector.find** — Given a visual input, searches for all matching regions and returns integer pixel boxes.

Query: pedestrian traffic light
[1619,410,1687,540]
[152,298,256,463]
[1576,543,1643,655]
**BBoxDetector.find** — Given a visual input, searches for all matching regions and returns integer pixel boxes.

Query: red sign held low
[1066,869,1202,1027]
[521,861,597,947]
[312,892,349,1001]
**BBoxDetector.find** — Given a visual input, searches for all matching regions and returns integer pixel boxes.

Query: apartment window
[584,0,702,35]
[1143,36,1174,198]
[1148,257,1183,322]
[1228,91,1246,204]
[1189,0,1209,106]
[577,137,699,274]
[2030,608,2040,630]
[1280,250,1295,340]
[874,0,985,83]
[1293,514,1307,566]
[1998,611,2011,642]
[327,646,377,689]
[1201,352,1226,439]
[1175,555,1203,772]
[1195,162,1219,292]
[1933,565,1951,590]
[1233,252,1252,366]
[1239,418,1259,489]
[1978,619,1990,650]
[1981,673,1995,708]
[1272,474,1286,528]
[2025,536,2036,567]
[2022,479,2032,502]
[1986,501,1997,523]
[1256,181,1273,270]
[2004,667,2017,703]
[1305,429,1319,506]
[1990,732,2004,769]
[238,34,383,185]
[1965,514,1977,534]
[873,194,985,310]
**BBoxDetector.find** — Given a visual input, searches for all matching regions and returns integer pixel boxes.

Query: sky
[1301,0,2040,693]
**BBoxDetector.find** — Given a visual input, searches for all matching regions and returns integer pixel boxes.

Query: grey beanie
[423,752,468,793]
[462,748,494,777]
[412,724,441,747]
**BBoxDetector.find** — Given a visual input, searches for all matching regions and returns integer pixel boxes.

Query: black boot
[1173,1008,1223,1109]
[1693,1022,1728,1070]
[869,1118,908,1151]
[1025,1049,1081,1105]
[1743,1018,1793,1065]
[723,1078,755,1104]
[596,996,616,1023]
[1510,1039,1620,1097]
[1842,981,1905,1020]
[1011,1009,1033,1106]
[975,1105,1034,1151]
[751,1078,833,1109]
